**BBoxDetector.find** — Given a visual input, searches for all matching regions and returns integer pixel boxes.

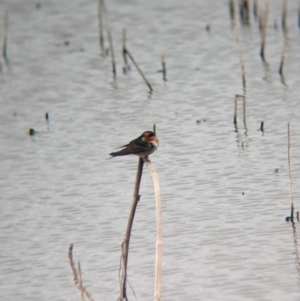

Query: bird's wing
[115,143,129,149]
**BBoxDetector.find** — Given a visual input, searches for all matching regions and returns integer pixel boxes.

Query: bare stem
[68,244,94,301]
[120,158,144,301]
[125,47,153,92]
[78,262,85,301]
[143,158,162,301]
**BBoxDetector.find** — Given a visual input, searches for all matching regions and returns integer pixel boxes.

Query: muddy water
[1,0,300,300]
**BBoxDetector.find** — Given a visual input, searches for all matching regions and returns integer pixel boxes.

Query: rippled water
[1,0,300,300]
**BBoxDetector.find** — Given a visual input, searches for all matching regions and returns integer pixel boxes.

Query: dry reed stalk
[260,3,269,62]
[120,158,144,301]
[78,262,85,301]
[287,122,295,222]
[122,28,130,73]
[68,244,94,301]
[161,55,167,81]
[125,47,153,92]
[144,158,162,301]
[97,0,105,56]
[107,29,116,79]
[233,15,246,90]
[2,12,8,62]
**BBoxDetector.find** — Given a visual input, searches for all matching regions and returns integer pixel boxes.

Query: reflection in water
[291,222,300,286]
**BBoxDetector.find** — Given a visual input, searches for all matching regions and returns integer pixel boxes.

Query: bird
[109,131,159,159]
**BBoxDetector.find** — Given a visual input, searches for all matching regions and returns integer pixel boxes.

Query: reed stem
[144,158,162,301]
[120,158,144,300]
[125,47,153,92]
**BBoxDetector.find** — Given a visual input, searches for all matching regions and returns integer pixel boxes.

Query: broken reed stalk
[233,14,246,90]
[287,122,295,222]
[122,28,130,73]
[97,0,105,56]
[120,158,144,301]
[143,158,162,301]
[68,244,94,301]
[161,55,167,81]
[107,29,116,79]
[2,11,8,62]
[260,3,269,62]
[125,47,153,92]
[78,262,85,301]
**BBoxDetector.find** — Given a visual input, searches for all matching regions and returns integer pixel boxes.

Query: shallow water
[1,0,300,300]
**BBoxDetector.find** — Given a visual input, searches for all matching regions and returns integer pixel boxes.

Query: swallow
[109,131,159,158]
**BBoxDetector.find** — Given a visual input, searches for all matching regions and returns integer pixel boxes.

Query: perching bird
[109,131,159,159]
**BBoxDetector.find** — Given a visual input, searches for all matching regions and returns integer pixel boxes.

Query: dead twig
[68,244,94,301]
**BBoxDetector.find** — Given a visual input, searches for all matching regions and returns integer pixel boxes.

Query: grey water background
[1,0,300,300]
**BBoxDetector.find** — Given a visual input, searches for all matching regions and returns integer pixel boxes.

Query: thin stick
[68,244,79,287]
[233,13,246,90]
[78,262,85,301]
[260,3,269,63]
[144,158,162,301]
[97,0,105,56]
[125,47,153,92]
[161,55,167,81]
[287,122,294,222]
[68,244,94,301]
[2,12,8,62]
[107,29,116,80]
[120,158,144,301]
[122,28,130,73]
